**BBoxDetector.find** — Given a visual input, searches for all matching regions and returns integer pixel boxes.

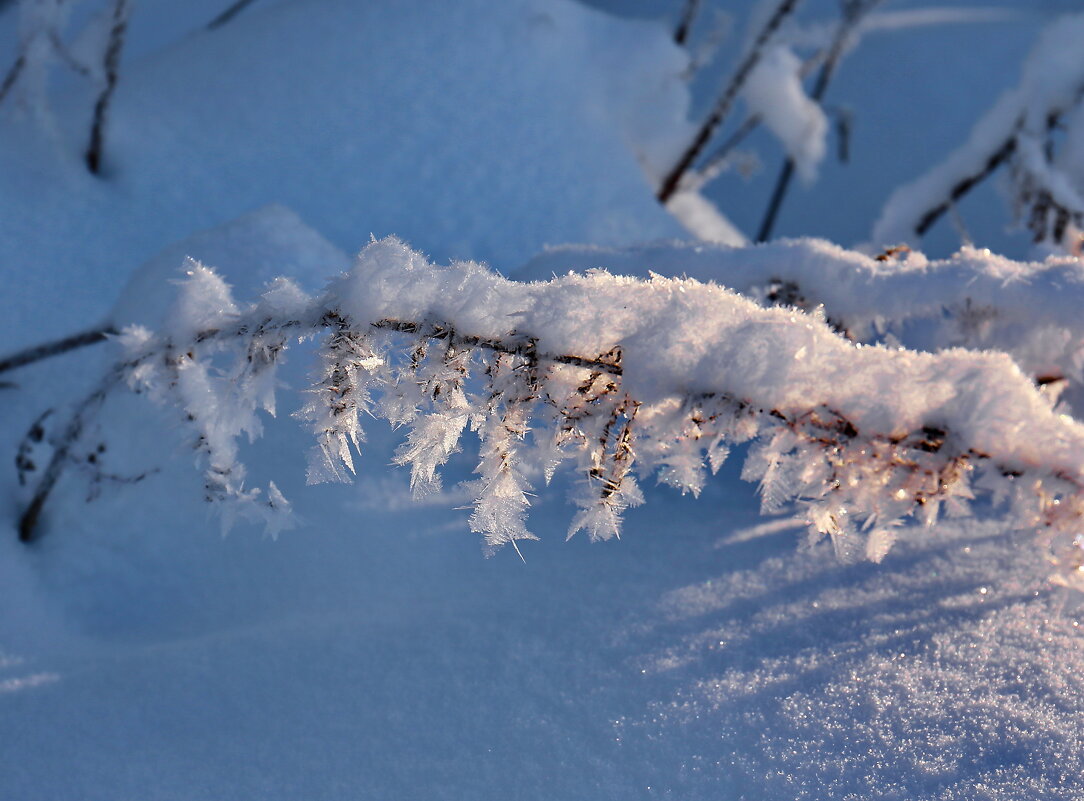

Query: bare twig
[0,52,25,105]
[911,84,1084,238]
[756,159,796,242]
[693,31,872,193]
[674,0,701,46]
[683,113,762,192]
[19,370,115,542]
[756,0,883,242]
[48,30,91,76]
[0,326,116,376]
[656,0,803,205]
[1,4,96,110]
[691,41,836,190]
[207,0,259,31]
[85,0,131,175]
[914,135,1016,237]
[834,105,852,163]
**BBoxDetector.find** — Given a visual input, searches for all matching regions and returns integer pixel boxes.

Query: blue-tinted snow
[1,1,1082,799]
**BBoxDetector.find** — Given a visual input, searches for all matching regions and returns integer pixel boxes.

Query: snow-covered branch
[19,238,1084,587]
[754,0,883,242]
[656,0,802,205]
[521,237,1084,414]
[873,12,1084,248]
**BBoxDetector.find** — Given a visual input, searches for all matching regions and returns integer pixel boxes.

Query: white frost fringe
[47,236,1084,586]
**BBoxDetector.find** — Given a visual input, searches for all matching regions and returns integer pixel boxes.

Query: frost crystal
[29,237,1084,584]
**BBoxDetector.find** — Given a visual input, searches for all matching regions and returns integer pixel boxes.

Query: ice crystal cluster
[41,236,1084,580]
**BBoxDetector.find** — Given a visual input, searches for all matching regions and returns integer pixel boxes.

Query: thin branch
[0,52,25,105]
[16,311,622,542]
[19,370,115,542]
[85,0,130,175]
[656,0,803,205]
[674,0,701,46]
[0,327,116,376]
[17,286,1084,599]
[834,105,852,163]
[756,159,796,242]
[914,135,1017,237]
[689,42,831,190]
[48,30,91,77]
[682,113,762,192]
[2,4,96,110]
[756,0,883,242]
[910,83,1084,238]
[207,0,259,31]
[370,318,623,375]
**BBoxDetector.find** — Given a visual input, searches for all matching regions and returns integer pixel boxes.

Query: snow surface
[0,0,686,352]
[2,0,1084,799]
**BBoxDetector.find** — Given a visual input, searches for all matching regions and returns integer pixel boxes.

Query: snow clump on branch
[520,237,1084,414]
[29,237,1084,585]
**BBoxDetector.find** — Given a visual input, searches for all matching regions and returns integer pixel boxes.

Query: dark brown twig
[0,52,25,105]
[756,0,882,242]
[16,311,623,542]
[85,0,130,175]
[911,84,1084,238]
[0,327,116,376]
[674,0,701,46]
[656,0,803,205]
[914,135,1017,237]
[370,318,623,375]
[48,30,90,76]
[692,42,829,189]
[207,0,259,31]
[19,372,115,542]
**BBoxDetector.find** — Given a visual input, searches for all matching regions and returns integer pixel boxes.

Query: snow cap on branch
[872,12,1084,246]
[742,44,827,182]
[54,237,1084,582]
